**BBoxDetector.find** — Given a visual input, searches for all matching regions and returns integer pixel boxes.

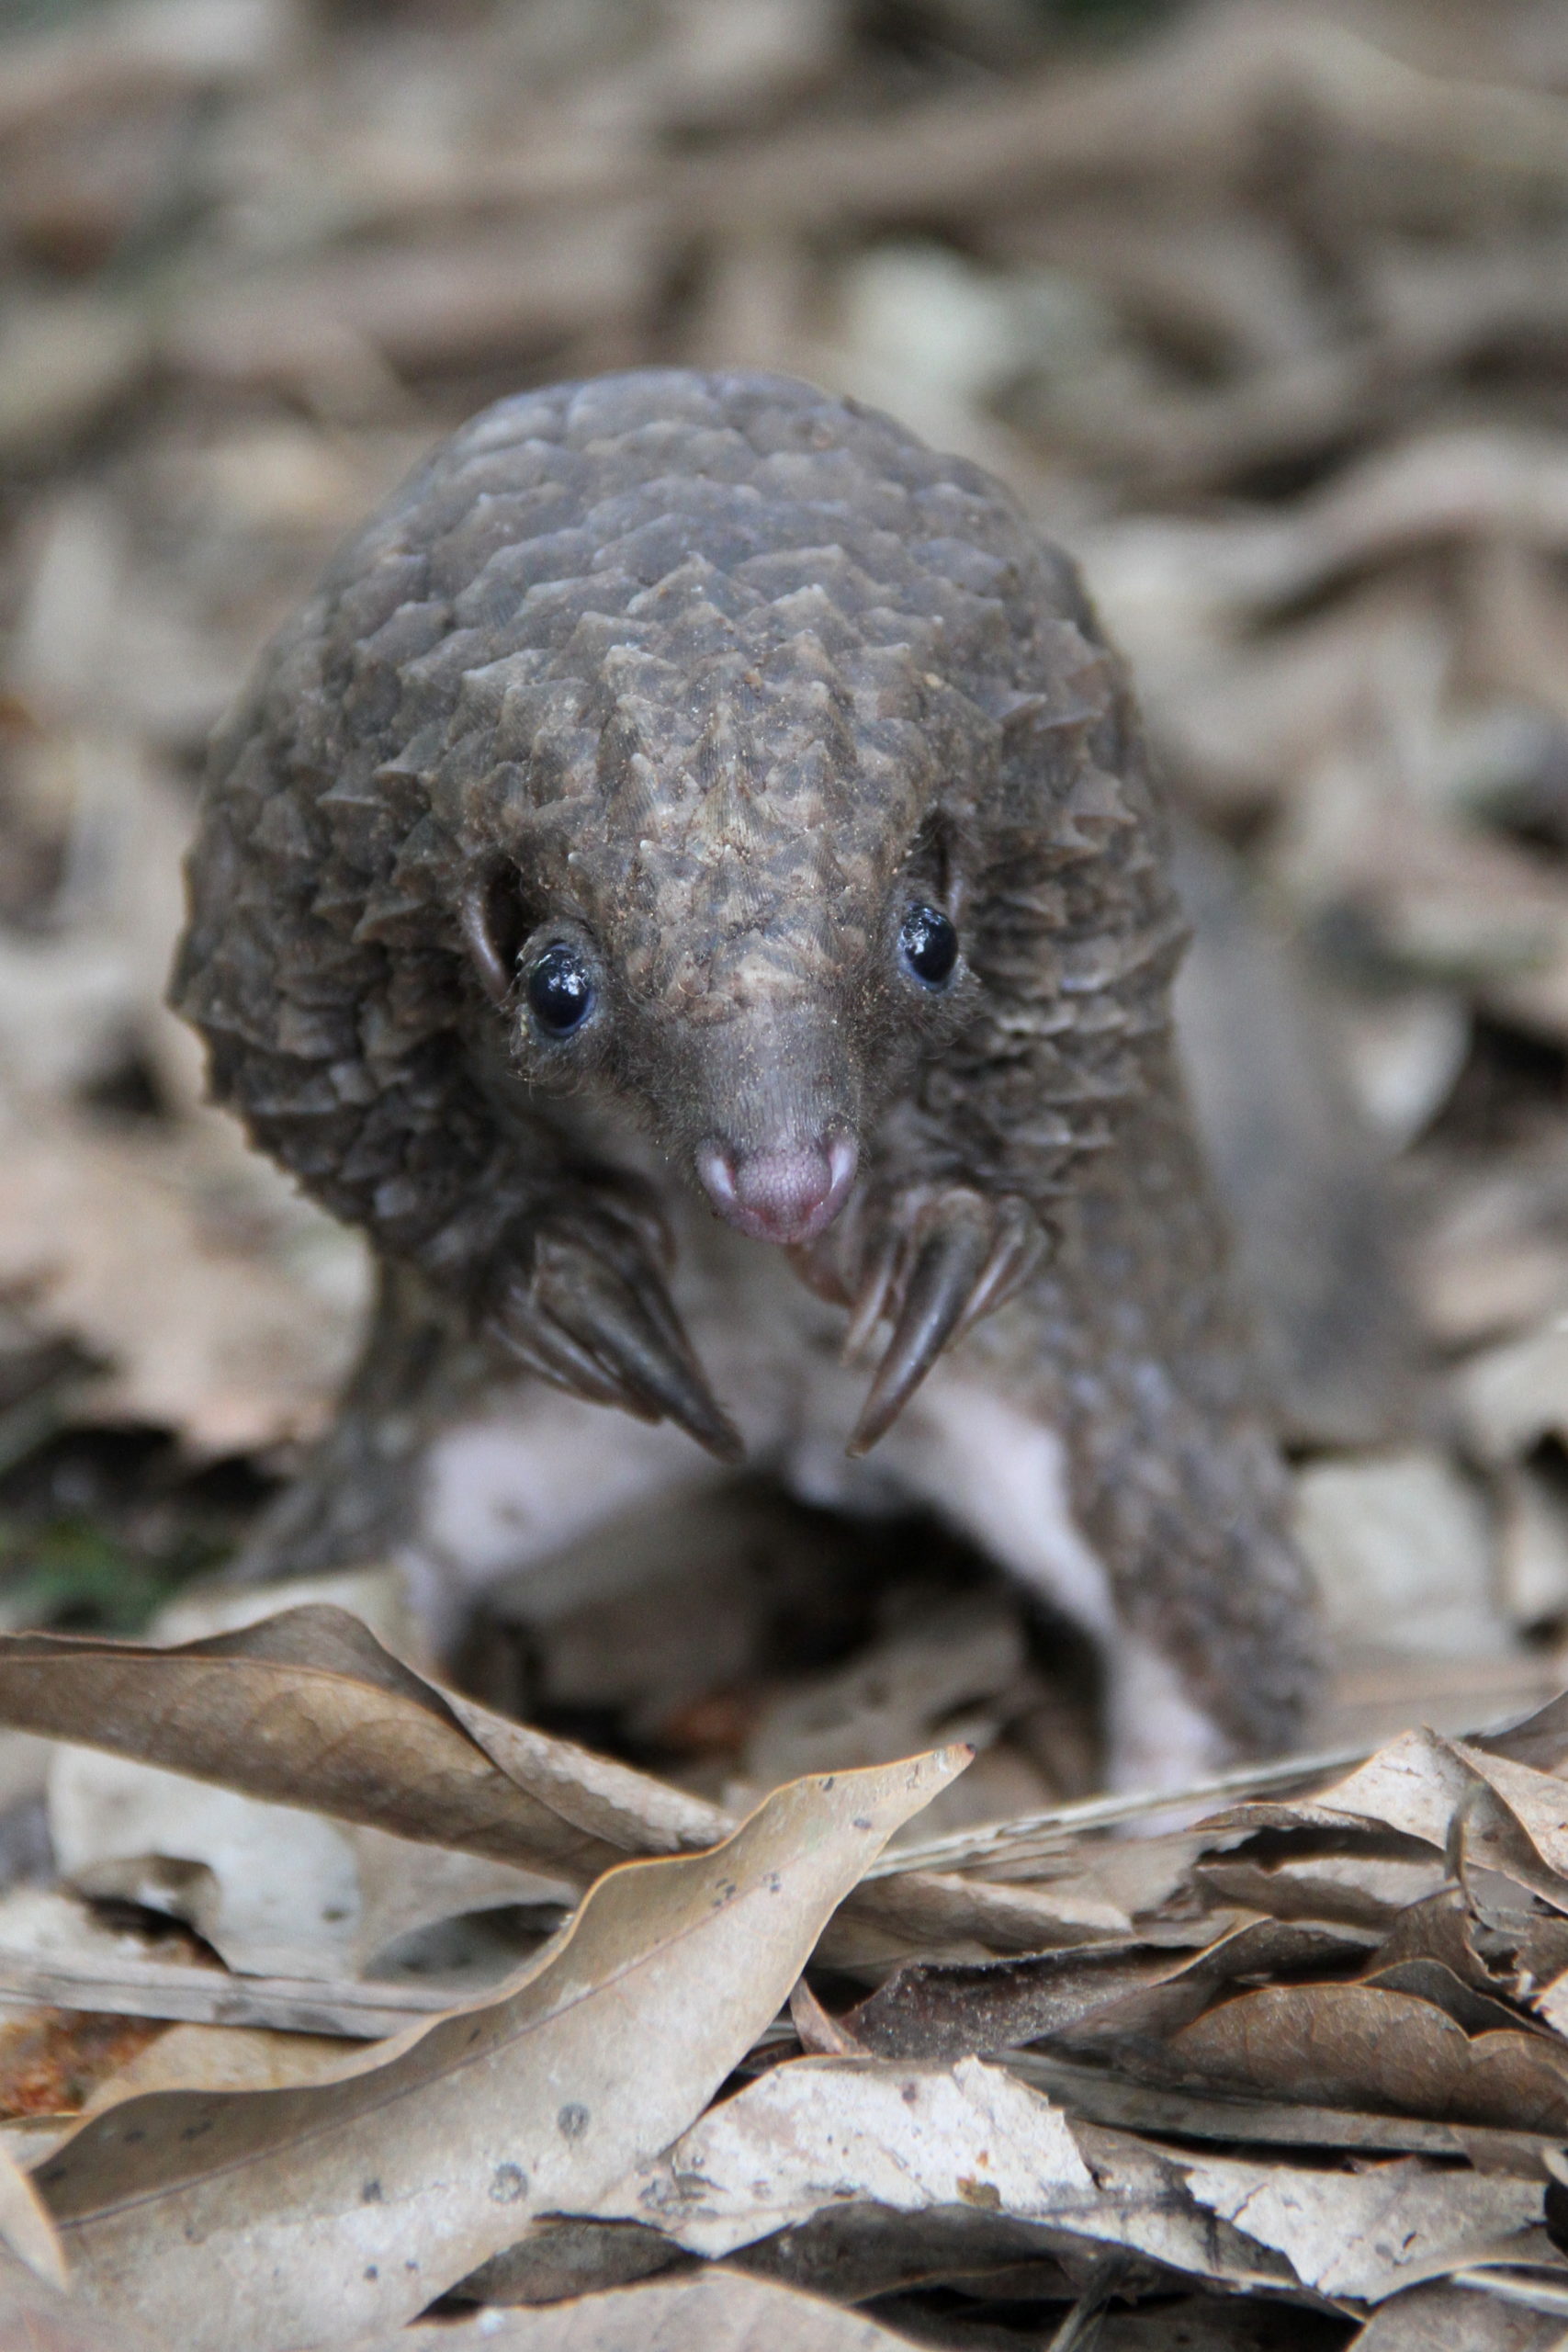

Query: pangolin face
[490,695,984,1247]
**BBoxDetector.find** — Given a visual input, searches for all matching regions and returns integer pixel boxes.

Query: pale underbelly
[407,1204,1227,1789]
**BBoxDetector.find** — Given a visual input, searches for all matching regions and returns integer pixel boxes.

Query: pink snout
[697,1134,858,1246]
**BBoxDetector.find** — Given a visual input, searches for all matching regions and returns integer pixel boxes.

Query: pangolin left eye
[899,903,958,989]
[526,944,595,1035]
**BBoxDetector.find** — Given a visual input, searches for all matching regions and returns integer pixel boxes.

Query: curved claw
[486,1207,743,1463]
[840,1222,900,1365]
[846,1192,1045,1459]
[847,1204,993,1459]
[952,1196,1045,1343]
[489,1276,655,1417]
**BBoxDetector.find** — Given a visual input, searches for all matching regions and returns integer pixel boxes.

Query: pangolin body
[173,368,1319,1783]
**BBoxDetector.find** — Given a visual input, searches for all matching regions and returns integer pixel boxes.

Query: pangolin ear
[458,871,520,1004]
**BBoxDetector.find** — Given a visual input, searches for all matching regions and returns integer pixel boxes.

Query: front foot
[483,1192,742,1462]
[795,1185,1044,1456]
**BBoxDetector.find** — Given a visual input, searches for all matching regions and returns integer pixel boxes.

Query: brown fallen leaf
[348,2268,926,2349]
[0,1605,1098,1966]
[843,1920,1372,2062]
[451,2214,686,2312]
[1202,1739,1463,1849]
[1194,1842,1451,1929]
[36,1747,964,2351]
[0,1604,727,1885]
[80,2024,356,2113]
[1349,2276,1568,2350]
[1167,1982,1568,2132]
[819,1862,1130,1970]
[1010,2048,1562,2174]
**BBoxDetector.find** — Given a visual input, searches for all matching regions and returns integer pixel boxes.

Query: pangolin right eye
[525,944,594,1035]
[899,902,958,989]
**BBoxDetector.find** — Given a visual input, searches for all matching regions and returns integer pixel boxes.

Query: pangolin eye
[525,944,594,1035]
[899,903,958,989]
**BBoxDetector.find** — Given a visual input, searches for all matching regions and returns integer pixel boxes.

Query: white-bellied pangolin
[172,369,1320,1786]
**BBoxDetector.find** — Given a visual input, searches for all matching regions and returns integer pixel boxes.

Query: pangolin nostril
[697,1135,858,1245]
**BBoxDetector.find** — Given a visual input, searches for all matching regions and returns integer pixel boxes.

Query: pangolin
[171,368,1320,1787]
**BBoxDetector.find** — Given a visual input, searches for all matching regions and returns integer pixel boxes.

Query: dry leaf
[0,2241,158,2352]
[1350,2276,1568,2349]
[1181,2153,1548,2302]
[1292,1451,1506,1660]
[0,1607,1102,1967]
[36,1747,964,2350]
[350,2268,925,2349]
[1168,1983,1568,2132]
[48,1751,564,1981]
[0,2133,65,2290]
[607,2053,1292,2292]
[1010,2047,1562,2173]
[0,1606,728,1884]
[449,2213,685,2311]
[846,1918,1372,2069]
[82,2024,354,2111]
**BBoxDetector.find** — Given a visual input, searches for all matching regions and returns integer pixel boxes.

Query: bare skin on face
[172,368,1321,1777]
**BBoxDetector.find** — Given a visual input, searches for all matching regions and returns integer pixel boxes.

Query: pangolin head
[386,372,1060,1246]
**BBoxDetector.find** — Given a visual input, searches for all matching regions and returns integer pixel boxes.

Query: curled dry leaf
[0,1606,1089,1972]
[1166,1982,1568,2132]
[450,2213,685,2311]
[0,1604,728,1886]
[820,1862,1130,1970]
[1205,1718,1568,1912]
[35,1747,964,2352]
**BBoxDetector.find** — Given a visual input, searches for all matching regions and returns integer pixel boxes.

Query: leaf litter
[23,1749,962,2352]
[15,0,1568,2345]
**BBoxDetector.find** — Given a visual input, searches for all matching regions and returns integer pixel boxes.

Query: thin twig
[866,1742,1371,1878]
